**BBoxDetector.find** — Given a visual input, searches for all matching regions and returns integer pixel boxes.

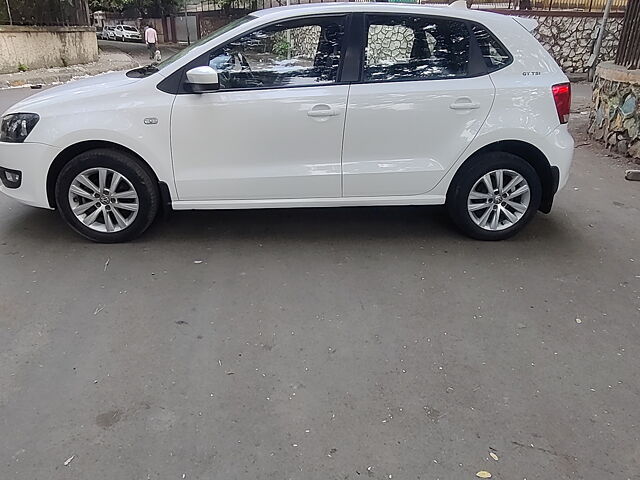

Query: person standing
[145,23,158,60]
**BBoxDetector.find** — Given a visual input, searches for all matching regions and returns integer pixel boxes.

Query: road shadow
[0,203,581,254]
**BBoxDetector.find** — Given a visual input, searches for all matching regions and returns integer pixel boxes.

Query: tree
[2,0,91,25]
[89,0,180,15]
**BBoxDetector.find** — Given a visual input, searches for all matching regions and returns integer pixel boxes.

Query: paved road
[98,39,184,64]
[0,84,639,480]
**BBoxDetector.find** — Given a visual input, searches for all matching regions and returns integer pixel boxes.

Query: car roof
[251,2,510,24]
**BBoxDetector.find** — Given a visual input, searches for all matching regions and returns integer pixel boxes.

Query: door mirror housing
[186,66,220,93]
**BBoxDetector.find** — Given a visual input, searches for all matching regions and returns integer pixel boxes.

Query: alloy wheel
[68,167,139,233]
[466,168,531,231]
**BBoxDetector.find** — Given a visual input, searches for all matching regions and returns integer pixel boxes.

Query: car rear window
[364,15,470,82]
[471,24,511,72]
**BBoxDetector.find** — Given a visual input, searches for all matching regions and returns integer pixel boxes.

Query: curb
[0,58,139,89]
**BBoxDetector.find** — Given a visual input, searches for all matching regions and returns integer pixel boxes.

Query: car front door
[341,14,495,197]
[170,15,350,201]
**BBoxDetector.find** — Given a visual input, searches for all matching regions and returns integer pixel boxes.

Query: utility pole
[587,0,615,81]
[4,0,12,25]
[184,0,191,45]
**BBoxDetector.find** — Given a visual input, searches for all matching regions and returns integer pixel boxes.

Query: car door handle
[307,105,339,117]
[450,99,481,110]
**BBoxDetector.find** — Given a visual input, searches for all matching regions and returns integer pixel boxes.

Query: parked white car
[114,24,142,42]
[101,25,116,40]
[0,3,573,243]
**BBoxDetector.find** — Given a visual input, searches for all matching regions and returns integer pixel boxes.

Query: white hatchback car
[114,24,142,42]
[0,3,573,243]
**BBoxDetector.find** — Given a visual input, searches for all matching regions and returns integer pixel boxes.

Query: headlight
[0,113,40,143]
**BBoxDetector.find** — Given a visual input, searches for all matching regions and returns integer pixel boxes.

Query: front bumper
[0,142,61,209]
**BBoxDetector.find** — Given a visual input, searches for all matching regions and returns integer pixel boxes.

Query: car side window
[208,16,346,90]
[471,24,511,72]
[364,15,470,82]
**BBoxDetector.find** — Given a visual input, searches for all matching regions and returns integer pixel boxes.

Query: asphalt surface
[0,83,639,480]
[98,39,184,64]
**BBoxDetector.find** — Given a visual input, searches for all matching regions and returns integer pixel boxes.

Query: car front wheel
[446,152,542,241]
[55,149,159,243]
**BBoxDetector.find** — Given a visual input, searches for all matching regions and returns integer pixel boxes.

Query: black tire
[446,152,542,241]
[55,149,159,243]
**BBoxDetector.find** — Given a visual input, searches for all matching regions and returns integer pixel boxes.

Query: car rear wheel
[446,152,542,241]
[55,149,159,243]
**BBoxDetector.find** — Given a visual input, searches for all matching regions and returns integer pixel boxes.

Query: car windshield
[123,26,137,32]
[155,15,256,71]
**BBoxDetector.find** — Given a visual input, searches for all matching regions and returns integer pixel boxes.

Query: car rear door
[341,13,495,197]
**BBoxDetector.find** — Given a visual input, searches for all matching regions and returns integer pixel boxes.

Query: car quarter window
[470,23,511,72]
[364,15,470,82]
[208,16,346,90]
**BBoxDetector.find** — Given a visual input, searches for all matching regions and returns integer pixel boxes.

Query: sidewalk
[0,47,139,89]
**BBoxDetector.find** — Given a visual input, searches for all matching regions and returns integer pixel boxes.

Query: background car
[100,25,116,40]
[114,25,142,42]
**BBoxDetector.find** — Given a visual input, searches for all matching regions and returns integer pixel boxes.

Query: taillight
[552,83,571,125]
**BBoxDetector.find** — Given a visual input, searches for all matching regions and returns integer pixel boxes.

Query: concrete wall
[0,26,98,74]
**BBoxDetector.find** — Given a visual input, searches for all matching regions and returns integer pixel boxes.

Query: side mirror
[186,66,219,93]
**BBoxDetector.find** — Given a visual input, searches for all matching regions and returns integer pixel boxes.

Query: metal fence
[615,0,640,67]
[465,0,627,11]
[186,0,627,13]
[0,0,90,26]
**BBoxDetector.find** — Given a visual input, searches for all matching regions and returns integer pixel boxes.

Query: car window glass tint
[471,24,510,72]
[364,15,470,82]
[208,17,345,90]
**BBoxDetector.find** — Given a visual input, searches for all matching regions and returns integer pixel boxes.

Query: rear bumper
[545,125,574,191]
[539,125,574,213]
[0,142,60,209]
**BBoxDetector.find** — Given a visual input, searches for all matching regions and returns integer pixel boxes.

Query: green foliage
[1,0,181,23]
[272,36,290,57]
[17,63,28,72]
[89,0,181,15]
[2,0,90,26]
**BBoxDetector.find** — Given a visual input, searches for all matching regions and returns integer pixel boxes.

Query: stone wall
[589,62,640,160]
[367,24,415,64]
[273,26,321,59]
[0,26,98,74]
[196,11,622,74]
[199,10,249,38]
[525,13,623,73]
